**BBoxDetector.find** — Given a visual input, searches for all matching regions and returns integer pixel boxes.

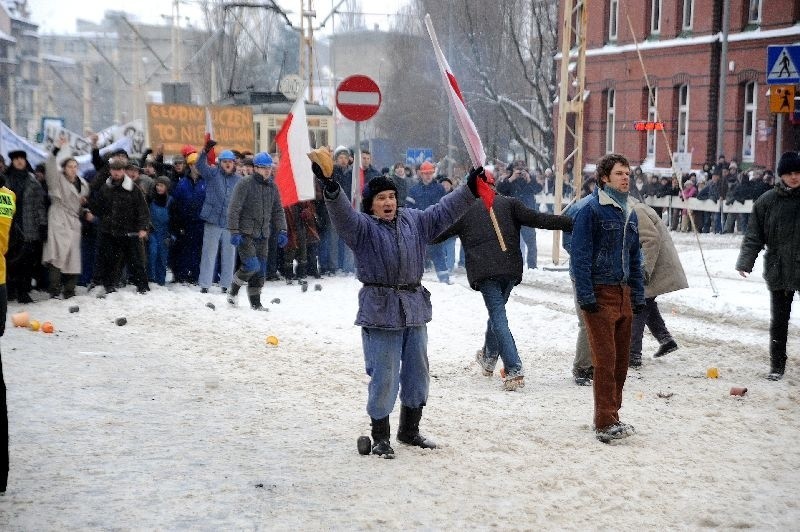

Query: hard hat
[253,152,274,168]
[218,150,236,161]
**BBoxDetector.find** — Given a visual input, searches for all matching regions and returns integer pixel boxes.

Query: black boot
[397,405,437,449]
[62,274,78,299]
[248,293,268,311]
[768,351,787,381]
[227,280,242,305]
[370,416,395,458]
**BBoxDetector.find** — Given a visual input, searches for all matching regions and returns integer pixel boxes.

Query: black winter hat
[776,151,800,177]
[361,176,398,214]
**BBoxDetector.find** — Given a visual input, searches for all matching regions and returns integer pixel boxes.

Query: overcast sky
[26,0,409,35]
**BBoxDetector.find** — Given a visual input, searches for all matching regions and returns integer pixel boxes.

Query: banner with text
[147,104,255,155]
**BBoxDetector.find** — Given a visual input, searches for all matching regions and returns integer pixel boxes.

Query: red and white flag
[424,14,494,210]
[204,107,216,165]
[275,96,316,207]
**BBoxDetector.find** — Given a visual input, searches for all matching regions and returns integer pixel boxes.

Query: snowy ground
[0,231,798,530]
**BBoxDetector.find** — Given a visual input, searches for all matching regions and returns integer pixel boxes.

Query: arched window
[742,81,757,162]
[606,89,616,154]
[646,88,658,161]
[677,84,689,153]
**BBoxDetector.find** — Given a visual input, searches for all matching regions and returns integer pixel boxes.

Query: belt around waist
[362,282,421,292]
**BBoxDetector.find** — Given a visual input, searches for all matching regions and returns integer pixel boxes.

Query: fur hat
[776,151,800,177]
[334,145,350,160]
[108,159,127,171]
[8,150,27,161]
[361,176,398,214]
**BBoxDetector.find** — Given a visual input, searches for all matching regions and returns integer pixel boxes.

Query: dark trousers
[0,283,9,492]
[583,285,632,430]
[6,241,37,299]
[770,290,796,362]
[98,233,149,291]
[629,297,672,357]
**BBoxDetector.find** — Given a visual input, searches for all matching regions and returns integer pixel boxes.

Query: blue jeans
[428,242,448,281]
[442,236,457,272]
[520,226,537,269]
[478,277,523,377]
[148,232,169,285]
[362,326,429,419]
[198,223,236,289]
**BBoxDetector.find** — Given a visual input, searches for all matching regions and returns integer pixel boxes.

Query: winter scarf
[603,185,629,215]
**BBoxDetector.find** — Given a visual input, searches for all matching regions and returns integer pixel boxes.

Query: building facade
[559,0,800,173]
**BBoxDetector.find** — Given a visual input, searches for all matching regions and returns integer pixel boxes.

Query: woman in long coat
[43,140,90,298]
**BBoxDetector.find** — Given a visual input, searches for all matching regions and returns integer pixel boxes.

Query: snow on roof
[40,53,77,66]
[556,23,800,60]
[0,28,15,43]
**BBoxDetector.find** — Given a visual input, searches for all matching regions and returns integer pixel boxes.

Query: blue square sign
[406,148,433,166]
[767,45,800,85]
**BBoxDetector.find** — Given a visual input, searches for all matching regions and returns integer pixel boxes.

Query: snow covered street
[0,232,797,529]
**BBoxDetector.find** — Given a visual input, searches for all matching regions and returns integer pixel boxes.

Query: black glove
[313,163,339,194]
[204,138,217,152]
[39,225,48,242]
[633,303,646,315]
[466,166,485,198]
[580,302,599,314]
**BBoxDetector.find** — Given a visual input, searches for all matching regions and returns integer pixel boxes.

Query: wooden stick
[489,208,507,251]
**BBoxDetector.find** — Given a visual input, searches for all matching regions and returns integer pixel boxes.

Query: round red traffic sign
[336,75,381,122]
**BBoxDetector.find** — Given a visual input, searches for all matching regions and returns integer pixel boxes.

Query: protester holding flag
[310,147,487,459]
[226,152,287,310]
[433,172,573,391]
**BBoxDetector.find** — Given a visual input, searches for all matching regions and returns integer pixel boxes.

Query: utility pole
[299,0,316,102]
[82,62,92,133]
[715,0,730,160]
[552,0,587,265]
[172,0,183,81]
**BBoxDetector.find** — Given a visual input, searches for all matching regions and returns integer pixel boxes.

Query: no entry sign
[336,75,381,122]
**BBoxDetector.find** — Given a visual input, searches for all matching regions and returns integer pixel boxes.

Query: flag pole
[424,14,506,252]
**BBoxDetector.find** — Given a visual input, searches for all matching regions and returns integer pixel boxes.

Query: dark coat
[434,195,572,290]
[735,183,800,291]
[91,175,150,237]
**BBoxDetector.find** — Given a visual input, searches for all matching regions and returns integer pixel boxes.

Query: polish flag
[204,107,216,165]
[275,97,316,207]
[424,14,494,210]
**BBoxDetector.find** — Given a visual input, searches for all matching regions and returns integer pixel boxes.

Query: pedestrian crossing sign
[767,45,800,85]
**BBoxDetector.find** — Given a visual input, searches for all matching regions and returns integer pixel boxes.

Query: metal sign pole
[352,121,361,209]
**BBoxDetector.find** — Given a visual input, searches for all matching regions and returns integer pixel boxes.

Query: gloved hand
[466,166,485,198]
[580,302,599,314]
[204,138,217,152]
[277,230,288,249]
[230,233,243,247]
[633,303,646,315]
[313,163,339,193]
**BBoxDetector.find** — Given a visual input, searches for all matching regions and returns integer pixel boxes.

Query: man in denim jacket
[569,153,645,443]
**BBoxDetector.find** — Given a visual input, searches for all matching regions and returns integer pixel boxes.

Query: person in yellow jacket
[0,182,16,493]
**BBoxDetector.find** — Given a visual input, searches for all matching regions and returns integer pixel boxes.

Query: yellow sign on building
[770,86,795,113]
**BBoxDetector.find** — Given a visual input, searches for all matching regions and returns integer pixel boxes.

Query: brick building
[558,1,800,173]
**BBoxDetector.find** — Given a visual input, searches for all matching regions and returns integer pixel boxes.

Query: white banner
[0,121,48,168]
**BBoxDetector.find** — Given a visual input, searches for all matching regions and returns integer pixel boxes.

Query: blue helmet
[253,152,273,168]
[218,150,236,161]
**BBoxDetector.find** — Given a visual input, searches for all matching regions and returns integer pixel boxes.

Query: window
[682,0,693,30]
[742,82,756,162]
[606,89,616,154]
[608,0,619,41]
[748,0,762,24]
[651,0,662,35]
[676,85,689,153]
[646,88,658,160]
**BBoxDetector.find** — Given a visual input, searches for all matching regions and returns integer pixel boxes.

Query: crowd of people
[0,137,797,456]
